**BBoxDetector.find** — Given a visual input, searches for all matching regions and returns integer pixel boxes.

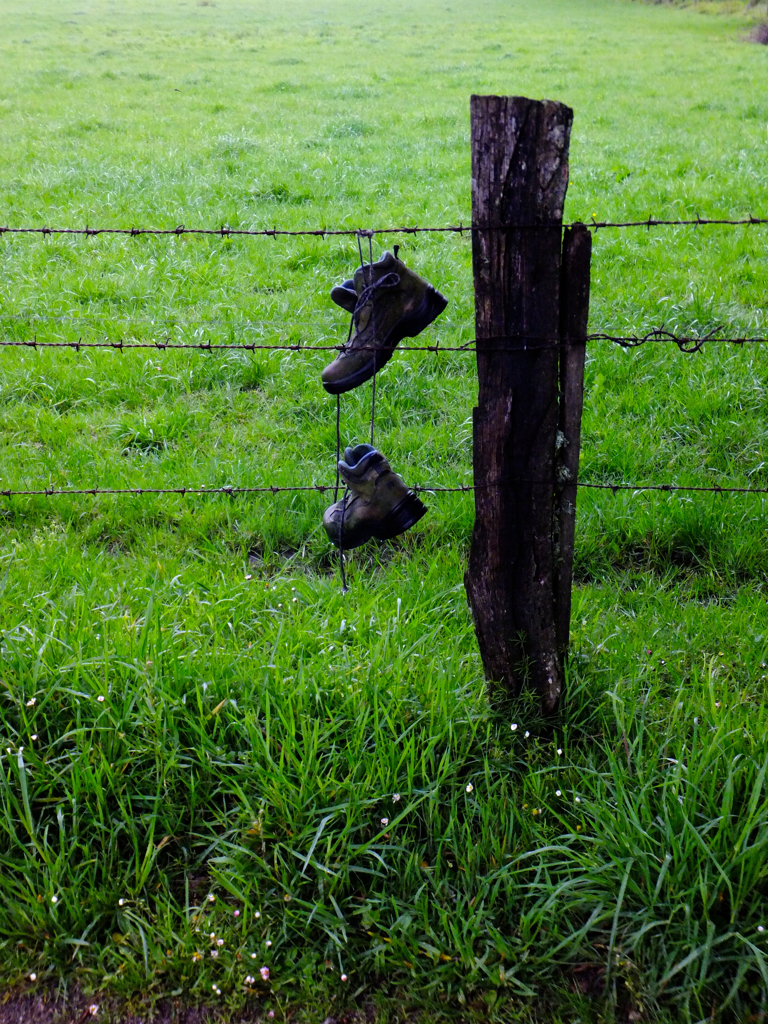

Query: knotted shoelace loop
[350,271,401,337]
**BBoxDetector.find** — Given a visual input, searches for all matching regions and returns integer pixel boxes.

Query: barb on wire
[1,216,766,239]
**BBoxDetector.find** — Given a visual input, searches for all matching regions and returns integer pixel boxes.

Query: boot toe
[323,500,375,550]
[322,504,343,546]
[321,350,376,394]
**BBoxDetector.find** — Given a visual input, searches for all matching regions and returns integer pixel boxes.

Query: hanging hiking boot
[322,249,448,394]
[323,443,427,549]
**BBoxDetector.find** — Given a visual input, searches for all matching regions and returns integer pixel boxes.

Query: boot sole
[322,286,448,395]
[328,492,427,549]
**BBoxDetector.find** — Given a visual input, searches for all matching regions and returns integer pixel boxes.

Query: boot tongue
[330,282,357,313]
[343,443,377,467]
[338,446,385,481]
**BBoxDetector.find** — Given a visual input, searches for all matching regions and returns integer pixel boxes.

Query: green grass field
[1,0,768,1020]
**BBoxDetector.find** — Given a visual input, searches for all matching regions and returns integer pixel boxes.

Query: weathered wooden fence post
[555,224,592,660]
[465,95,588,714]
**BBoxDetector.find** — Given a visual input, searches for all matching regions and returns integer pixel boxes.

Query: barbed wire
[1,481,766,499]
[0,216,766,239]
[589,328,768,353]
[588,215,768,230]
[580,482,768,495]
[0,483,474,497]
[2,330,767,354]
[0,225,470,239]
[0,336,470,353]
[0,484,334,497]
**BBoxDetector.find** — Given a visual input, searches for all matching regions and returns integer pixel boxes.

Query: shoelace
[338,484,349,593]
[350,270,401,336]
[335,247,400,592]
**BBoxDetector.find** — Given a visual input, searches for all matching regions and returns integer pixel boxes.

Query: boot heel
[374,491,427,541]
[401,286,448,338]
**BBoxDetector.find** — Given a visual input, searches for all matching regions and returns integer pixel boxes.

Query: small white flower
[31,735,37,740]
[715,702,721,709]
[26,698,36,706]
[510,723,518,731]
[209,932,216,940]
[211,983,218,991]
[575,797,581,804]
[381,817,389,826]
[89,1007,99,1017]
[392,793,401,802]
[208,894,216,903]
[555,790,562,797]
[292,598,298,603]
[118,898,125,906]
[251,952,257,959]
[29,973,37,981]
[97,695,105,703]
[215,987,221,996]
[216,939,224,947]
[254,911,261,919]
[234,909,240,917]
[557,748,563,755]
[260,966,270,980]
[524,731,530,739]
[245,975,254,984]
[245,574,252,580]
[694,717,699,725]
[759,926,765,934]
[265,940,272,948]
[465,783,473,794]
[341,973,348,982]
[210,950,218,958]
[51,895,58,904]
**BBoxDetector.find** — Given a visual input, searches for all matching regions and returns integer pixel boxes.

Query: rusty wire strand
[0,216,766,239]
